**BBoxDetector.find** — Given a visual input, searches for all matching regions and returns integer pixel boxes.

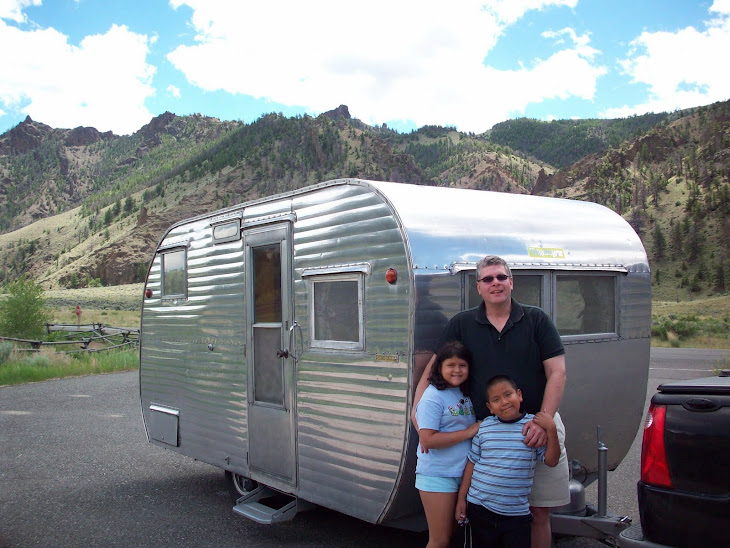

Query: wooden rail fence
[0,323,140,353]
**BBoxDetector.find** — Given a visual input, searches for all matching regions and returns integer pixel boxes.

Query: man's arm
[540,353,567,416]
[522,354,566,447]
[411,353,437,430]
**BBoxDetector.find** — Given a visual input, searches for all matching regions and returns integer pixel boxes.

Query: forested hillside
[489,112,672,168]
[0,100,729,302]
[0,105,547,288]
[538,100,730,301]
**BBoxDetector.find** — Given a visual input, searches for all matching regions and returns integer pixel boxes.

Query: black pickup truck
[619,371,730,548]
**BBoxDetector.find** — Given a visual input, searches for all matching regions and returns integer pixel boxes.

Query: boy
[455,375,559,548]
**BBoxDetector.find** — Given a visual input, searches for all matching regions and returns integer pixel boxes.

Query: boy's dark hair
[428,341,472,396]
[485,374,519,397]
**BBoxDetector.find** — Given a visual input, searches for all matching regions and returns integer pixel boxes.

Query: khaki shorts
[528,411,570,508]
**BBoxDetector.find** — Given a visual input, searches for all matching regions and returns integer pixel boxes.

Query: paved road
[1,347,727,548]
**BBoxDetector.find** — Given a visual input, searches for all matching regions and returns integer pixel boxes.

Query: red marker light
[145,288,153,298]
[386,268,397,284]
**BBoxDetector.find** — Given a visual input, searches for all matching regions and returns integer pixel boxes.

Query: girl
[415,341,480,548]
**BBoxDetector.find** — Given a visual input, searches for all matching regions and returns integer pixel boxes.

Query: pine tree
[653,223,667,260]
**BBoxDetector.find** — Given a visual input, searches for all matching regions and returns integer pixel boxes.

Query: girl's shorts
[415,474,461,493]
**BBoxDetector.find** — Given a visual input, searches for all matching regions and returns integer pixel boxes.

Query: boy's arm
[455,459,475,522]
[533,411,559,467]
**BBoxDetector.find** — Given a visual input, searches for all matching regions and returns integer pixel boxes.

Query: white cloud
[0,0,41,24]
[603,3,730,118]
[0,18,156,134]
[483,0,578,25]
[167,0,603,132]
[711,0,730,15]
[167,84,181,98]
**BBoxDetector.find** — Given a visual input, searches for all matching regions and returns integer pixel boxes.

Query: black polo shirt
[435,299,564,419]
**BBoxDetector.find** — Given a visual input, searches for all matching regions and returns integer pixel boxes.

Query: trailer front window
[309,274,364,350]
[466,273,543,309]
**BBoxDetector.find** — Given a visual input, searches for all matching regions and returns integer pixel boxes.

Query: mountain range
[1,100,729,302]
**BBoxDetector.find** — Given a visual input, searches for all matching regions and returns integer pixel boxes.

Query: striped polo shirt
[466,413,545,516]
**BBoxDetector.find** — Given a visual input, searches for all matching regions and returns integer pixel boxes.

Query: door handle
[276,349,289,358]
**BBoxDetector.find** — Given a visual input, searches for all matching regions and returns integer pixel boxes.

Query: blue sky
[1,0,729,136]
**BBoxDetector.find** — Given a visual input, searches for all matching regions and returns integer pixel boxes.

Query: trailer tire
[225,471,257,499]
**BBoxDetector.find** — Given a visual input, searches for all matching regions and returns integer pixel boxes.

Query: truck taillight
[641,403,673,488]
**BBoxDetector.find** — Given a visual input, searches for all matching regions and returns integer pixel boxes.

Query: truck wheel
[225,471,257,498]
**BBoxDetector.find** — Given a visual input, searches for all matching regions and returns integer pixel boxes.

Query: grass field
[0,346,138,386]
[42,283,730,350]
[0,284,143,386]
[3,284,729,387]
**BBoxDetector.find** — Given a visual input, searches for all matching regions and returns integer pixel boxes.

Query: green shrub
[0,276,52,339]
[651,322,668,340]
[23,354,51,368]
[671,319,700,338]
[652,315,701,340]
[0,342,13,364]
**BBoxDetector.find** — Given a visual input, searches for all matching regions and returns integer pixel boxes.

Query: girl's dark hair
[428,341,472,396]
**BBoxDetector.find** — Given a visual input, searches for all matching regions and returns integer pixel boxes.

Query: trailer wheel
[225,471,257,498]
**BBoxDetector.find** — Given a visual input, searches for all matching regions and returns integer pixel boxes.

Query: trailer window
[253,244,282,322]
[212,219,241,243]
[161,249,187,298]
[466,273,543,309]
[309,274,363,350]
[556,275,615,335]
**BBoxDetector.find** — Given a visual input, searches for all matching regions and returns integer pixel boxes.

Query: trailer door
[245,223,295,486]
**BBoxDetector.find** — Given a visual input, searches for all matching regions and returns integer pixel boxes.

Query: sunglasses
[477,274,511,283]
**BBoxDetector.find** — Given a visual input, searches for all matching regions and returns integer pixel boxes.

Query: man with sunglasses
[413,255,568,548]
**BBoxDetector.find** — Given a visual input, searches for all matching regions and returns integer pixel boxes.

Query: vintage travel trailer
[139,178,651,532]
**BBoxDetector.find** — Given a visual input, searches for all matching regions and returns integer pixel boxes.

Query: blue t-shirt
[415,385,476,477]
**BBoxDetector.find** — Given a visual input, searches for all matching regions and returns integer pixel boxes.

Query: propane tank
[553,460,587,516]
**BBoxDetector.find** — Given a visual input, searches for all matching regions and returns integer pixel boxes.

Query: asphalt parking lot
[1,348,725,547]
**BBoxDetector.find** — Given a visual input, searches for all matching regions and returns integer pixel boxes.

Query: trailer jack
[550,427,632,545]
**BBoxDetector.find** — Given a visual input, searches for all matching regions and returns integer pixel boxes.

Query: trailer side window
[556,275,615,336]
[309,274,363,350]
[161,248,187,299]
[466,273,543,309]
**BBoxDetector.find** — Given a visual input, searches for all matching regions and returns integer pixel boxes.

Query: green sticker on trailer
[528,247,565,259]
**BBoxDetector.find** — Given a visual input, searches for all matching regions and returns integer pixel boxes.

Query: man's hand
[522,418,547,447]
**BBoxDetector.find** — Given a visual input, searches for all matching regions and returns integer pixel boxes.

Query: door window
[253,244,282,322]
[251,241,284,406]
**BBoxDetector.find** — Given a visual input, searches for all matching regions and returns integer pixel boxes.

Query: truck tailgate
[637,375,730,547]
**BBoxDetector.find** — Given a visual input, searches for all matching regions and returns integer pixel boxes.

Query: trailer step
[232,486,312,524]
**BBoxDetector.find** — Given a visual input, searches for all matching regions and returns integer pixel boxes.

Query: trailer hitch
[550,426,632,543]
